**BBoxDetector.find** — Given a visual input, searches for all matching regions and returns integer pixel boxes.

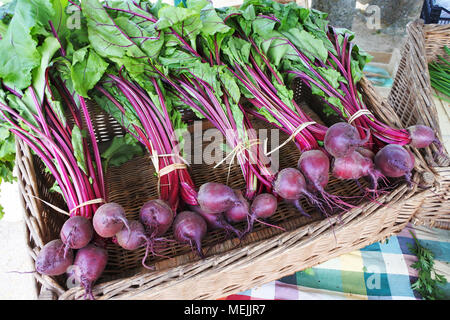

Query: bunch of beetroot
[326,122,418,194]
[34,215,106,300]
[180,182,279,257]
[34,198,176,300]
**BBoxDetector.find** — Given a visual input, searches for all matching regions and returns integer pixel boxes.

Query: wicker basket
[388,19,450,230]
[17,74,435,300]
[15,5,444,300]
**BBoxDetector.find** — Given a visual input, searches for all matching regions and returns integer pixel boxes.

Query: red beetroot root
[93,202,131,238]
[197,182,240,214]
[173,211,208,259]
[139,199,174,237]
[72,243,108,300]
[115,219,166,270]
[374,144,415,187]
[332,150,386,195]
[35,239,74,276]
[298,150,356,213]
[60,216,94,258]
[324,122,370,158]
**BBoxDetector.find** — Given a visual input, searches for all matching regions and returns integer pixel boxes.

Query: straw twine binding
[388,19,450,230]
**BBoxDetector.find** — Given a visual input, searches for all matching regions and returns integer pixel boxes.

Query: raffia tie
[26,193,105,216]
[148,141,189,199]
[348,109,373,124]
[265,121,316,156]
[213,139,262,185]
[69,198,105,215]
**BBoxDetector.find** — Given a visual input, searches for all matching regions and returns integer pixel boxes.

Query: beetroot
[297,149,357,212]
[60,216,94,257]
[139,199,174,237]
[324,122,370,158]
[190,204,224,230]
[356,147,375,160]
[273,167,309,201]
[332,150,385,193]
[374,144,415,186]
[115,220,147,250]
[191,204,242,239]
[114,220,156,270]
[173,211,207,258]
[197,182,240,214]
[72,243,108,300]
[224,190,250,223]
[297,150,330,192]
[250,193,278,220]
[272,167,318,217]
[93,202,130,238]
[407,125,437,148]
[244,193,279,235]
[35,239,74,276]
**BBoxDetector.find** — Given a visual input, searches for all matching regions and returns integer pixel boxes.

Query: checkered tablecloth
[222,223,450,300]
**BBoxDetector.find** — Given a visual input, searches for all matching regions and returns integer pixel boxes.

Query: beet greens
[0,46,107,219]
[221,0,439,152]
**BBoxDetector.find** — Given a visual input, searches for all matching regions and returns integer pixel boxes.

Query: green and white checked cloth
[223,223,450,300]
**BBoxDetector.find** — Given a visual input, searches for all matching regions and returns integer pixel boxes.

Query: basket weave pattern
[388,20,450,229]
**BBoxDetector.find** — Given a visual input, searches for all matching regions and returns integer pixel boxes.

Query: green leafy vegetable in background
[429,46,450,103]
[408,230,448,300]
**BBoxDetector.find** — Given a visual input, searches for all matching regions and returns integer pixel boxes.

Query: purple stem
[78,96,106,201]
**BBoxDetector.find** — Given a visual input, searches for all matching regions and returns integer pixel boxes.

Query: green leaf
[70,47,109,97]
[303,267,315,276]
[219,68,241,104]
[81,0,138,58]
[351,60,364,83]
[101,133,144,168]
[222,36,252,66]
[229,100,244,138]
[93,85,143,137]
[257,107,282,127]
[110,56,157,88]
[408,230,448,300]
[281,28,328,63]
[30,36,61,102]
[273,77,295,110]
[316,67,347,89]
[159,49,200,69]
[326,96,346,117]
[6,93,40,128]
[186,0,231,36]
[252,16,277,36]
[49,180,63,196]
[71,124,88,175]
[114,16,164,59]
[156,5,202,47]
[0,0,43,89]
[0,20,7,39]
[0,133,16,162]
[241,3,256,20]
